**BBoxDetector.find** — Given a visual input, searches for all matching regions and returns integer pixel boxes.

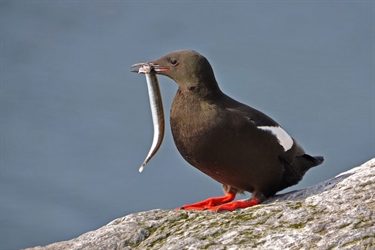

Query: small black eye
[170,59,178,66]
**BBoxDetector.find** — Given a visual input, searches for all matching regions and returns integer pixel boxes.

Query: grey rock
[27,158,375,250]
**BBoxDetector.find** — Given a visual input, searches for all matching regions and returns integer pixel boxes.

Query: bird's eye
[170,59,178,66]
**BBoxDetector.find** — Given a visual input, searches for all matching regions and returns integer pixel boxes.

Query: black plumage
[143,50,323,211]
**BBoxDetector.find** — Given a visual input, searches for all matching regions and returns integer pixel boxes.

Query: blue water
[1,2,374,249]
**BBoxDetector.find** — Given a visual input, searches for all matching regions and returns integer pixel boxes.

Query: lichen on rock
[26,158,375,250]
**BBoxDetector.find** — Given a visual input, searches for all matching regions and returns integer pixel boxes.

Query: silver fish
[131,63,165,172]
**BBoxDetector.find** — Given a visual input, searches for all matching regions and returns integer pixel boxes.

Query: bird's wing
[225,105,279,127]
[225,105,305,164]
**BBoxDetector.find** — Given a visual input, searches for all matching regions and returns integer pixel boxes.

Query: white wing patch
[258,126,293,151]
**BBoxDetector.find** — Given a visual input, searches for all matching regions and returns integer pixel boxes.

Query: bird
[137,49,323,212]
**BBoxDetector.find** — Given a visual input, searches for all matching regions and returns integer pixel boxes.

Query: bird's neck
[170,86,225,130]
[177,78,223,100]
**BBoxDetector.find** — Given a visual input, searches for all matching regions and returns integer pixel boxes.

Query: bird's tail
[279,154,324,191]
[298,154,324,172]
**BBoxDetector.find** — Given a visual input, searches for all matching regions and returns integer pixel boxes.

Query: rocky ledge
[27,158,375,250]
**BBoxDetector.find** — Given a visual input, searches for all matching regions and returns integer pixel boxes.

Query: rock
[26,158,375,250]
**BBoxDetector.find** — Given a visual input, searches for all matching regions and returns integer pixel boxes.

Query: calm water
[1,2,374,249]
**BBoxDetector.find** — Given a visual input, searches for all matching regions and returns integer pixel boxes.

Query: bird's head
[132,50,220,93]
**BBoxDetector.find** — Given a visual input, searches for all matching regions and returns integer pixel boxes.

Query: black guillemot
[135,50,324,212]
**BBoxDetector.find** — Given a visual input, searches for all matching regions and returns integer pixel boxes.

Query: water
[1,2,374,249]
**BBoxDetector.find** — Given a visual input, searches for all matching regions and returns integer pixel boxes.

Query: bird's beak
[130,62,169,74]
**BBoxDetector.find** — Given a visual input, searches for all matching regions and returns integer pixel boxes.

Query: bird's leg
[177,192,236,210]
[207,198,259,212]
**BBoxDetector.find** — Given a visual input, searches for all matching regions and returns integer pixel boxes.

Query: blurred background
[1,1,374,249]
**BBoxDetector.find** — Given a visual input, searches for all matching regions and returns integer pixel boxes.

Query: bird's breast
[170,92,223,162]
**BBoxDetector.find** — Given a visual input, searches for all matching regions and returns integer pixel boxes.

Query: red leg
[176,193,236,210]
[207,198,259,212]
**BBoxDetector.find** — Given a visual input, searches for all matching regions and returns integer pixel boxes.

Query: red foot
[208,198,259,212]
[176,193,235,211]
[175,193,260,212]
